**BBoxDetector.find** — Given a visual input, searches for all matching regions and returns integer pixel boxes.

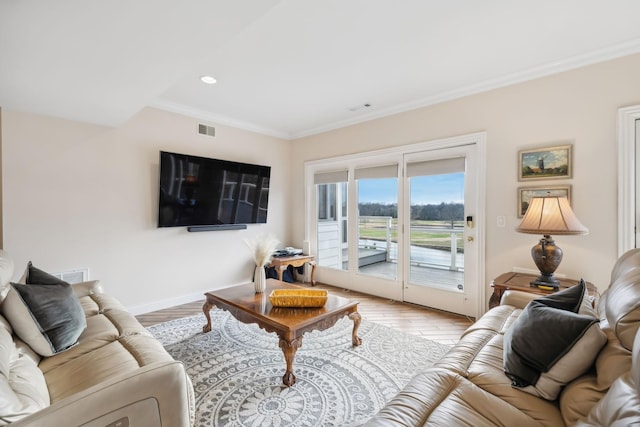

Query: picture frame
[518,144,572,181]
[518,185,572,218]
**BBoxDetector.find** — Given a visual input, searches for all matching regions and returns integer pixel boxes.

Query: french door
[306,133,485,318]
[402,145,478,317]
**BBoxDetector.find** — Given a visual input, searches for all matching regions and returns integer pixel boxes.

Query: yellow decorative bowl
[269,289,328,308]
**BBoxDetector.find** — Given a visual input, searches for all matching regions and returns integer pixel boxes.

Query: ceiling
[3,1,640,140]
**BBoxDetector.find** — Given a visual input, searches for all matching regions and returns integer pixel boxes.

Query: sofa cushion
[44,334,175,402]
[559,374,604,426]
[605,270,640,351]
[575,327,640,426]
[504,282,607,400]
[609,247,640,285]
[0,251,15,304]
[364,367,563,427]
[0,316,50,425]
[463,333,567,423]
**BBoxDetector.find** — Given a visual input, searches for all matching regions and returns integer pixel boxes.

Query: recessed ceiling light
[200,75,217,85]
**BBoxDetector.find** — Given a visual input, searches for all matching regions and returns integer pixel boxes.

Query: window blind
[406,157,465,177]
[314,170,348,184]
[354,164,398,180]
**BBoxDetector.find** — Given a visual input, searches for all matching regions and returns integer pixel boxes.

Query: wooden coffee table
[202,279,362,386]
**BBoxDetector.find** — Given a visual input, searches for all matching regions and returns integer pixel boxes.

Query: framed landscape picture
[518,185,571,218]
[518,144,572,181]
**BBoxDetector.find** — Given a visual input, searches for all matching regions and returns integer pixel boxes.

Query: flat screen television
[157,151,270,227]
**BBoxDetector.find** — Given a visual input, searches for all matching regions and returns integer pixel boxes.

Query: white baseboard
[127,291,205,316]
[127,281,248,315]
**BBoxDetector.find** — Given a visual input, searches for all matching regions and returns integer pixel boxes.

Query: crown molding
[150,100,292,140]
[154,39,640,141]
[290,38,640,139]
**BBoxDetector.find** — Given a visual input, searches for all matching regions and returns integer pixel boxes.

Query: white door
[402,144,479,317]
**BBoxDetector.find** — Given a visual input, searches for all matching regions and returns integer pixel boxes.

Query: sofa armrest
[11,361,194,427]
[500,290,538,309]
[71,280,103,298]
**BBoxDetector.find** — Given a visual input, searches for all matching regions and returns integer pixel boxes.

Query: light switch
[497,216,506,228]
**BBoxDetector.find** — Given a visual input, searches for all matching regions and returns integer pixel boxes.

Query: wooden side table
[489,272,598,309]
[269,255,317,286]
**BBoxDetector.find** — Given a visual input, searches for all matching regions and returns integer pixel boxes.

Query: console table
[489,272,598,309]
[269,254,317,286]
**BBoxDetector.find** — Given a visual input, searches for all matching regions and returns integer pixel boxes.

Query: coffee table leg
[349,312,363,346]
[279,336,303,386]
[202,300,214,333]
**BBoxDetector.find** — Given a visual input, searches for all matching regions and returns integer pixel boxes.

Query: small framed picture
[518,185,572,218]
[518,144,572,181]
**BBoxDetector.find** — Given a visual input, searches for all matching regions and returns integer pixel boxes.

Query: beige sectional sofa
[0,251,194,426]
[365,249,640,426]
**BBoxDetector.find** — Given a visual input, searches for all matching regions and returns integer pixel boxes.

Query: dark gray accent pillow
[0,262,87,356]
[24,261,67,285]
[533,280,587,313]
[11,282,86,354]
[503,280,607,400]
[504,300,599,385]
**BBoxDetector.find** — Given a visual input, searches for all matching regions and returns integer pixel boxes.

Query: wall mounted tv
[158,151,270,228]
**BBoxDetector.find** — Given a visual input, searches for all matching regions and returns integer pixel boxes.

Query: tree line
[359,202,464,222]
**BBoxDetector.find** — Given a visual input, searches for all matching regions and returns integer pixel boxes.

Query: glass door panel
[408,172,464,290]
[357,177,398,280]
[316,181,348,270]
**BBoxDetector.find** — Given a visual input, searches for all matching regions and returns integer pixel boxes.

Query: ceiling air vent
[198,123,216,138]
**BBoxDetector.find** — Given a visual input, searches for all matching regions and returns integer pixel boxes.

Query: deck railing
[358,216,464,271]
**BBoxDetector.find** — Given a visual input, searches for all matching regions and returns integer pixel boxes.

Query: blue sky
[358,173,464,205]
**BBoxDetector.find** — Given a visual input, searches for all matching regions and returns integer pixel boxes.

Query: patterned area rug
[148,309,450,427]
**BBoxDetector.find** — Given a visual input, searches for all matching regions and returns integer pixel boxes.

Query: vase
[254,265,267,293]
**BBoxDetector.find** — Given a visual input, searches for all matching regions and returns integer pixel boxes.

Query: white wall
[1,107,292,313]
[290,53,640,297]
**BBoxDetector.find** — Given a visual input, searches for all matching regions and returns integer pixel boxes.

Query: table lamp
[516,195,588,289]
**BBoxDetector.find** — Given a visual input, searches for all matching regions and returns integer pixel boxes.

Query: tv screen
[158,151,270,227]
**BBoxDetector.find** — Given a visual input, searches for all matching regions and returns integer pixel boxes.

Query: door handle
[467,236,474,242]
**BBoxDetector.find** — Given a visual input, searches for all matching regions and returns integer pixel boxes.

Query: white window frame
[617,105,640,255]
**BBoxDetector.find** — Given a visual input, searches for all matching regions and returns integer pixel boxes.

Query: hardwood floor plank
[136,281,473,346]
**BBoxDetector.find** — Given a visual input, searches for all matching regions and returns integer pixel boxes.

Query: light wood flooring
[136,282,474,346]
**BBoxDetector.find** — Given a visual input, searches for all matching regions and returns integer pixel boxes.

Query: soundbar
[187,224,247,232]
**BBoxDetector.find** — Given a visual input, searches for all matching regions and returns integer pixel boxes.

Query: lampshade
[517,196,588,236]
[516,195,588,289]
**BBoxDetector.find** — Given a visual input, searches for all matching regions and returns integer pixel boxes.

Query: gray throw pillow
[0,263,87,356]
[24,261,66,285]
[503,280,607,400]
